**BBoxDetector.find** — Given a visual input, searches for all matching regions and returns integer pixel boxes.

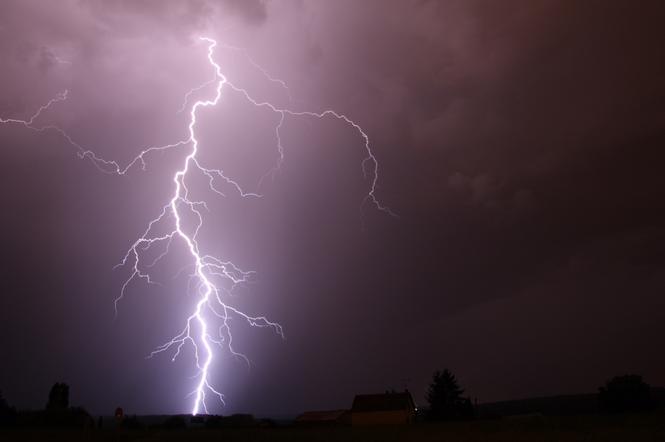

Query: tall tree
[46,382,69,410]
[426,369,474,421]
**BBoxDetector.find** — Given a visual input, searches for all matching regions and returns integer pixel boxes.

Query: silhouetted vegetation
[0,383,93,429]
[426,369,475,421]
[1,373,664,441]
[121,415,145,430]
[46,382,69,410]
[161,415,187,429]
[0,390,17,427]
[204,413,257,428]
[204,415,225,429]
[41,382,92,428]
[599,374,655,413]
[477,393,599,418]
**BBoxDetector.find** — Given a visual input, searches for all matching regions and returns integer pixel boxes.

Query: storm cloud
[1,0,664,416]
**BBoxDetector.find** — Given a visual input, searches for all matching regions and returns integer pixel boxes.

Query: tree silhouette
[426,369,474,421]
[46,382,69,410]
[598,374,654,413]
[0,390,8,410]
[0,390,17,427]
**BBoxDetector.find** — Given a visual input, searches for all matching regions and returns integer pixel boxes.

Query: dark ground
[2,410,665,442]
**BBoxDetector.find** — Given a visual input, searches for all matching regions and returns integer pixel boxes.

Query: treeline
[0,384,276,431]
[118,413,270,431]
[425,369,664,421]
[0,382,93,428]
[2,372,663,429]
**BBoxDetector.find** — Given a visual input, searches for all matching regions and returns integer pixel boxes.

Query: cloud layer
[1,0,664,415]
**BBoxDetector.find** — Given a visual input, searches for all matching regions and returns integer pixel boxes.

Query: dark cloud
[220,0,267,25]
[1,0,664,416]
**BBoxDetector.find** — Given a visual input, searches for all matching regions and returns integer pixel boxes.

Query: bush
[599,374,655,413]
[0,391,17,428]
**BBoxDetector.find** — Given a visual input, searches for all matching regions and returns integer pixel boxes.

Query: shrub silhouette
[598,374,655,413]
[0,390,17,427]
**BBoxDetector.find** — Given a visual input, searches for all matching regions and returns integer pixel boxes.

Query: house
[295,409,350,426]
[351,391,416,426]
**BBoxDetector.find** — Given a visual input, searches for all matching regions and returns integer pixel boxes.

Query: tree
[46,382,69,410]
[0,390,17,427]
[598,374,654,413]
[0,390,8,410]
[426,369,474,421]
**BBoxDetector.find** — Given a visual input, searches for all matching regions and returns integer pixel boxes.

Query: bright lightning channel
[0,36,393,415]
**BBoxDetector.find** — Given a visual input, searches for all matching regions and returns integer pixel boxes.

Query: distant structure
[295,409,351,426]
[351,391,416,426]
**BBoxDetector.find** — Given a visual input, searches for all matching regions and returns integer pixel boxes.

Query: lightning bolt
[1,36,393,415]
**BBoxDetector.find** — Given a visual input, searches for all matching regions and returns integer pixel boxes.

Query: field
[2,411,665,441]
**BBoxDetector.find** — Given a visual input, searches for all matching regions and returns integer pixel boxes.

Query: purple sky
[1,0,665,417]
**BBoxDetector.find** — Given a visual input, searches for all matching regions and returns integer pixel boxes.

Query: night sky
[1,0,665,417]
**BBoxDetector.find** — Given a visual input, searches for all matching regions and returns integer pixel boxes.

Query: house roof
[351,392,415,412]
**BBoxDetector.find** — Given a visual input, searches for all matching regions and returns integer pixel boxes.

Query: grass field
[2,410,665,441]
